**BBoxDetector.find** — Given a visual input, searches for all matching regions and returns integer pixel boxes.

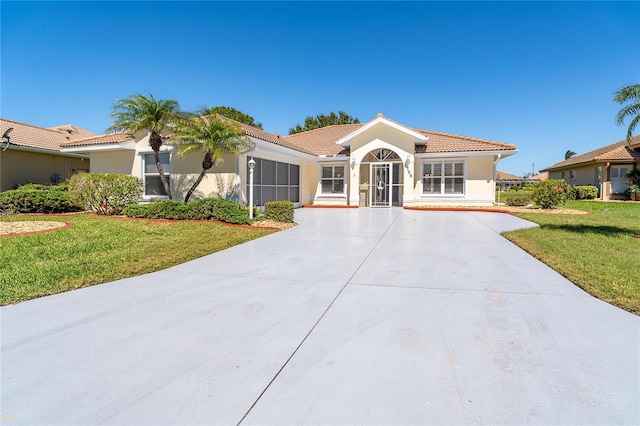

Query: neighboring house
[496,171,548,190]
[0,118,93,191]
[540,136,640,200]
[61,114,517,207]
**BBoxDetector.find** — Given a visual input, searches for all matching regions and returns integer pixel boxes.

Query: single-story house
[540,136,640,200]
[61,114,517,208]
[0,118,93,191]
[495,171,546,189]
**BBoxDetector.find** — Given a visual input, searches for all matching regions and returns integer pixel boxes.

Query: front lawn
[503,200,640,315]
[0,214,276,305]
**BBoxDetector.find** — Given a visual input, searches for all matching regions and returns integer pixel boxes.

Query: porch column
[349,158,360,206]
[403,155,415,205]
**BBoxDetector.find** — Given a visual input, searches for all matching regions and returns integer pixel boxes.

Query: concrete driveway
[2,208,638,425]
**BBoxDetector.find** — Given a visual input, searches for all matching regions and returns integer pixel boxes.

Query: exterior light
[248,157,256,218]
[351,158,356,169]
[405,155,412,167]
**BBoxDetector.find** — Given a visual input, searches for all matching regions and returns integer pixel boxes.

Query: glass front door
[371,163,392,207]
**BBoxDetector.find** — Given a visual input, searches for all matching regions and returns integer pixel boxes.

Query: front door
[371,163,392,207]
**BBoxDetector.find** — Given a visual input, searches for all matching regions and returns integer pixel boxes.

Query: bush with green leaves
[572,185,598,200]
[531,179,571,209]
[505,193,531,207]
[123,197,252,224]
[264,201,294,223]
[68,174,143,215]
[0,184,82,214]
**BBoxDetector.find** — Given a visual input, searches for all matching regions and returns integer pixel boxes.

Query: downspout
[237,155,242,203]
[493,154,502,204]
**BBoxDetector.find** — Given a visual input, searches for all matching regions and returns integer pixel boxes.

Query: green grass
[504,200,640,315]
[0,214,276,305]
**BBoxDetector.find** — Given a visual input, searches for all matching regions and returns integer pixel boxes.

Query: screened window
[321,165,345,194]
[144,153,171,197]
[247,158,299,205]
[423,160,464,195]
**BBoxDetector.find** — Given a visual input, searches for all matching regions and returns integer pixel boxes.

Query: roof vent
[275,134,280,138]
[377,113,384,118]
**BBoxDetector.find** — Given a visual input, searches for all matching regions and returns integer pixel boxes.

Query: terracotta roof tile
[414,128,515,153]
[61,132,134,147]
[0,118,96,152]
[235,122,316,155]
[283,124,363,156]
[496,171,523,180]
[541,136,640,171]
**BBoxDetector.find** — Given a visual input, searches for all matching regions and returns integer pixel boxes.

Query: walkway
[2,208,638,424]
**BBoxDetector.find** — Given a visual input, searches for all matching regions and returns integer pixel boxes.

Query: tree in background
[108,94,180,199]
[613,84,640,145]
[199,106,262,129]
[171,114,252,203]
[288,111,360,134]
[565,149,577,160]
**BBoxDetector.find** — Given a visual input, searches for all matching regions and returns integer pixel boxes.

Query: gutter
[2,144,90,160]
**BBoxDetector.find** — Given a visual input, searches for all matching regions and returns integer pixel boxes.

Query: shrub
[0,184,82,214]
[68,174,142,215]
[531,179,571,209]
[505,193,531,207]
[123,197,252,225]
[573,185,598,200]
[264,201,294,223]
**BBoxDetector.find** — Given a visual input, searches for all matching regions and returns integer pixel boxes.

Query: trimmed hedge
[123,198,252,225]
[264,201,294,223]
[0,184,82,214]
[68,173,143,215]
[505,193,531,207]
[572,185,598,200]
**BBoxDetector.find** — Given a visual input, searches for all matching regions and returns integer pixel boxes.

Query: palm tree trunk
[150,132,172,199]
[184,168,207,203]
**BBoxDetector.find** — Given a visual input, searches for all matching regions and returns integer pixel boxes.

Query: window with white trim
[321,165,345,194]
[143,153,171,197]
[610,165,631,194]
[422,160,464,195]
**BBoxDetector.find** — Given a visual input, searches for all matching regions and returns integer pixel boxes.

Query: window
[423,160,464,195]
[143,153,170,197]
[610,165,631,194]
[247,158,300,205]
[570,170,576,180]
[321,165,345,194]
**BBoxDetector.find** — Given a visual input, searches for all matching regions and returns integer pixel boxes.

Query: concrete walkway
[2,208,638,425]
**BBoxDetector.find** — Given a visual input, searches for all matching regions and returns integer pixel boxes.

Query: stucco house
[61,114,517,208]
[540,136,640,199]
[0,118,92,191]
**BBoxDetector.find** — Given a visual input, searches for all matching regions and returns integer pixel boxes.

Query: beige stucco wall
[548,165,598,186]
[172,152,239,200]
[89,150,135,175]
[0,149,89,191]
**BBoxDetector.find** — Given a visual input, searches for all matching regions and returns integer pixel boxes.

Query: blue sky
[1,1,638,176]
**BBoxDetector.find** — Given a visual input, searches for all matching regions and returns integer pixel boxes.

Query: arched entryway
[358,148,404,207]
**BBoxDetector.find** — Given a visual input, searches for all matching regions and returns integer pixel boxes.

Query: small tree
[107,94,180,199]
[531,179,571,209]
[565,150,577,160]
[171,114,252,203]
[288,111,360,134]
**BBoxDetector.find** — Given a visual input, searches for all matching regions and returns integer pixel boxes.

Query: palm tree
[171,114,252,203]
[107,94,180,199]
[565,149,577,160]
[614,84,640,145]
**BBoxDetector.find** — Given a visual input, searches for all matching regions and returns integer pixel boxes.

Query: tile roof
[0,118,97,152]
[496,171,523,180]
[541,136,640,171]
[413,128,516,153]
[235,122,317,156]
[283,124,362,156]
[61,132,134,147]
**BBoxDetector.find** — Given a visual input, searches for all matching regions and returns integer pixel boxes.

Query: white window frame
[140,151,172,199]
[610,165,631,194]
[319,164,347,196]
[421,159,465,196]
